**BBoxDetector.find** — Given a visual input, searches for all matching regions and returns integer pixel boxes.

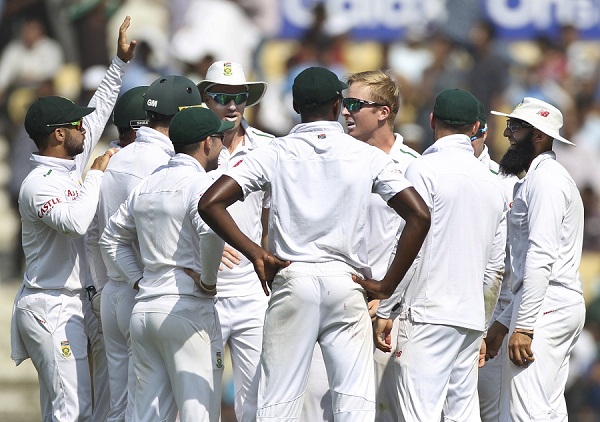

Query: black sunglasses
[206,92,249,105]
[342,97,386,112]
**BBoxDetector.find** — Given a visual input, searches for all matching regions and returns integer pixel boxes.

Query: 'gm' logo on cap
[147,99,158,108]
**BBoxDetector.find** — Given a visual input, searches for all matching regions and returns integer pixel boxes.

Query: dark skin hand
[485,320,508,361]
[353,186,430,299]
[198,175,290,296]
[508,330,535,367]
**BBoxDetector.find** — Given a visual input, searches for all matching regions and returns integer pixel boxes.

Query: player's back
[404,137,506,330]
[229,121,411,276]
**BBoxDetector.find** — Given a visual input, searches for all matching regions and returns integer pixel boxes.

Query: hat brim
[490,110,574,146]
[64,106,96,123]
[197,81,267,107]
[217,120,235,133]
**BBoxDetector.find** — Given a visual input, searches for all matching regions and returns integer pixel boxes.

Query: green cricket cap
[113,86,149,130]
[292,67,348,107]
[144,75,202,116]
[476,99,487,125]
[24,96,95,138]
[433,89,479,125]
[169,107,234,146]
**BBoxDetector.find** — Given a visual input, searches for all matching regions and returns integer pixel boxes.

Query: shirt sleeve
[23,170,104,237]
[226,144,276,199]
[372,152,413,202]
[75,56,126,170]
[484,212,507,330]
[99,189,143,287]
[515,172,568,329]
[189,179,225,288]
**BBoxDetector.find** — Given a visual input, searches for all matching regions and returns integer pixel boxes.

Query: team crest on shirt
[223,62,232,76]
[60,340,72,358]
[318,134,326,139]
[216,351,223,368]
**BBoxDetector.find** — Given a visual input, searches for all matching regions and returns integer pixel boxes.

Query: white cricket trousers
[257,261,376,422]
[395,312,483,422]
[373,311,401,422]
[216,291,268,422]
[500,287,585,421]
[479,298,512,422]
[14,287,95,421]
[130,296,224,422]
[101,279,137,422]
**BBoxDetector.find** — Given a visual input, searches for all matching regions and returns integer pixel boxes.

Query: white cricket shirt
[18,56,126,291]
[216,120,274,297]
[226,121,412,277]
[95,126,175,288]
[403,134,507,331]
[100,154,224,299]
[506,151,584,329]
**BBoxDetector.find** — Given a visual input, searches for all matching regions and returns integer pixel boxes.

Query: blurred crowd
[1,0,600,419]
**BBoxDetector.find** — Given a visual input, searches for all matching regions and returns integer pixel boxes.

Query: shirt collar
[168,153,206,173]
[289,121,344,135]
[29,153,77,172]
[423,134,474,156]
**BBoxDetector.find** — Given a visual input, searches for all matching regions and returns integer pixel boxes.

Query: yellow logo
[216,351,223,368]
[60,340,72,358]
[223,62,232,76]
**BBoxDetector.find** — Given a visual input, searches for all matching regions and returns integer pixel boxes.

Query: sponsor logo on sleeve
[37,198,61,218]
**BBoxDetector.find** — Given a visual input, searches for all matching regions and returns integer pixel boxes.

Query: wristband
[514,330,533,339]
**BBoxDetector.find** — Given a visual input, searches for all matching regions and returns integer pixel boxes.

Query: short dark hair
[433,116,476,135]
[147,111,173,128]
[174,141,201,155]
[296,96,340,121]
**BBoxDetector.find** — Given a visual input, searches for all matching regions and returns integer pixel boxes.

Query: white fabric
[395,314,483,422]
[100,154,224,297]
[257,261,376,421]
[500,289,585,421]
[216,120,273,297]
[97,126,175,288]
[504,152,584,329]
[216,291,268,422]
[402,134,507,331]
[227,121,412,277]
[94,126,175,422]
[17,57,126,292]
[131,297,223,422]
[477,145,518,422]
[101,280,136,422]
[394,134,506,420]
[496,151,585,420]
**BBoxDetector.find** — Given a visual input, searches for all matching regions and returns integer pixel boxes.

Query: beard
[499,131,535,176]
[64,129,84,157]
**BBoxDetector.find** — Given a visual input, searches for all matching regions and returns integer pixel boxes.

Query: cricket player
[198,66,431,422]
[97,75,202,421]
[302,69,422,422]
[100,107,230,421]
[197,60,274,421]
[487,97,586,421]
[10,16,135,421]
[357,88,507,421]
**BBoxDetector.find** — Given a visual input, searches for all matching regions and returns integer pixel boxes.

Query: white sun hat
[197,61,267,107]
[491,97,574,145]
